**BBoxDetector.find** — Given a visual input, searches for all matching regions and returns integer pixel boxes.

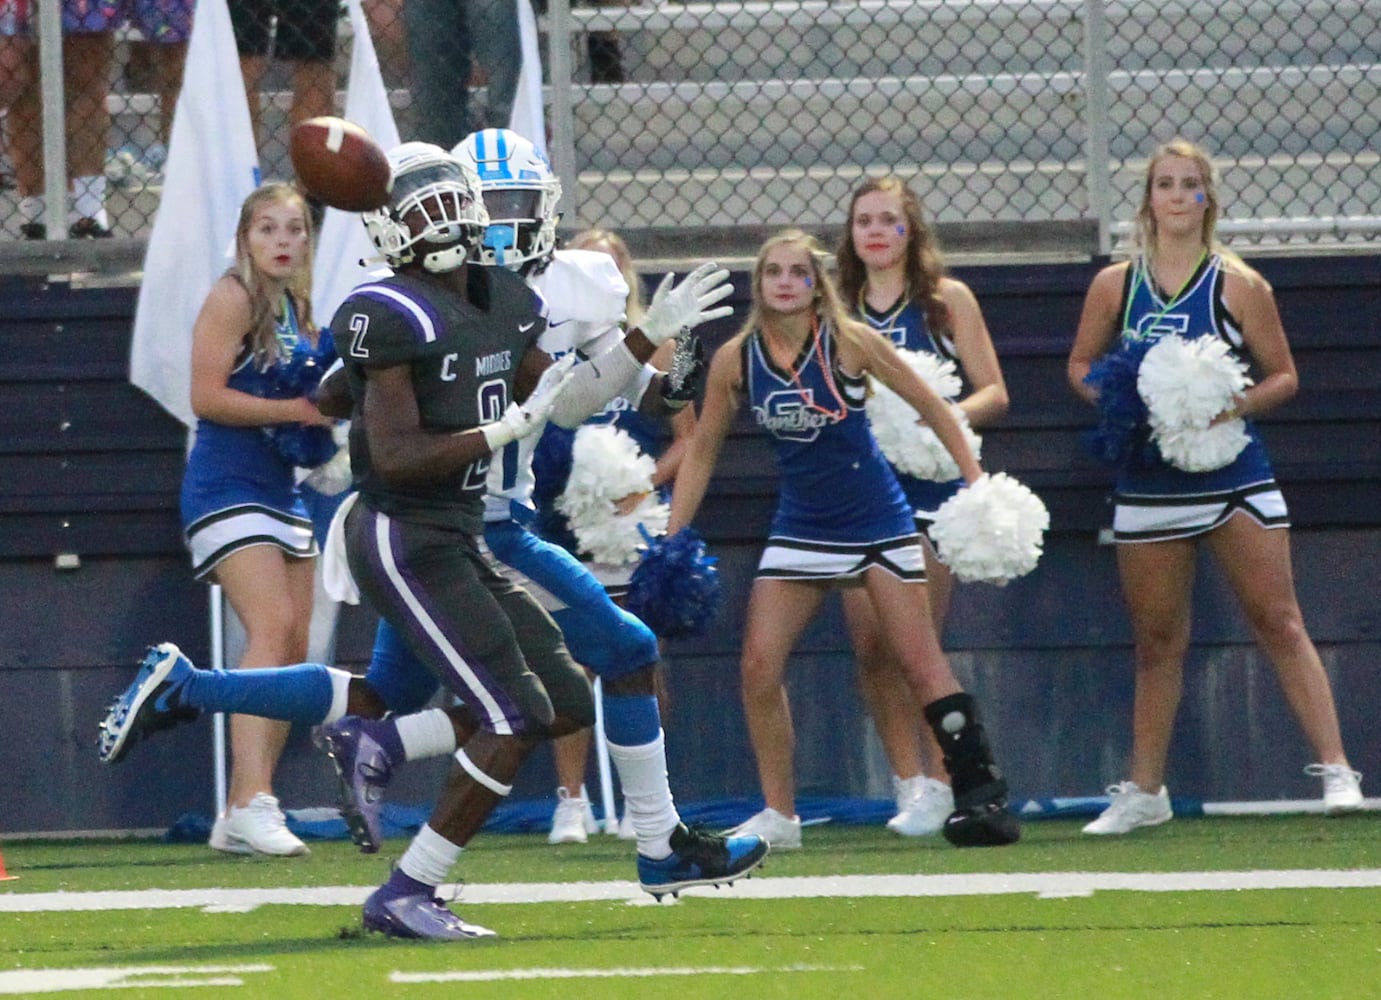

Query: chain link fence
[1,0,1377,255]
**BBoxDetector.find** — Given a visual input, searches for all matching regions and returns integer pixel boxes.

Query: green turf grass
[2,816,1379,998]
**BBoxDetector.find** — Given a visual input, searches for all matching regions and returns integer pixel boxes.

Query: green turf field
[2,815,1379,998]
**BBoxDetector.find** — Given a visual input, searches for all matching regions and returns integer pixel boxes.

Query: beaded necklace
[762,314,850,421]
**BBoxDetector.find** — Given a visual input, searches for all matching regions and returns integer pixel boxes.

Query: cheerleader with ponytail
[1067,139,1362,834]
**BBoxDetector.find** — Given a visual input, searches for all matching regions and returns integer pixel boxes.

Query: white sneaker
[208,814,254,855]
[1305,763,1364,815]
[724,807,802,849]
[210,793,310,856]
[1082,782,1173,835]
[549,787,591,844]
[886,775,954,837]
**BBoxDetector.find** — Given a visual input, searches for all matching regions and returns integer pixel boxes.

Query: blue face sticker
[1195,192,1205,203]
[896,225,906,235]
[804,277,813,288]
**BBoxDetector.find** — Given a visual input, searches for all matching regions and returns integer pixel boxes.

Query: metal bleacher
[38,0,1378,261]
[549,0,1381,252]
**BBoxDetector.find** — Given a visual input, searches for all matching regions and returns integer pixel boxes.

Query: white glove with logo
[640,261,735,347]
[480,354,578,451]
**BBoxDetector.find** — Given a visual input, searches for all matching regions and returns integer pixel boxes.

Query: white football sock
[397,823,461,887]
[607,731,680,858]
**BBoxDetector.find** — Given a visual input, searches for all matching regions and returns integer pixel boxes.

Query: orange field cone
[0,845,15,881]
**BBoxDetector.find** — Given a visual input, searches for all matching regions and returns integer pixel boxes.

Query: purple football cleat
[362,887,496,940]
[315,716,395,854]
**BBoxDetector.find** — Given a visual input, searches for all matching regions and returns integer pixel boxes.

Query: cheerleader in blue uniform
[836,176,1010,838]
[1068,139,1362,833]
[180,183,336,857]
[668,229,1020,849]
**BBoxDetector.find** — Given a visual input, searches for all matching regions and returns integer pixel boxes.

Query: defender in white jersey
[483,245,646,524]
[1068,139,1362,833]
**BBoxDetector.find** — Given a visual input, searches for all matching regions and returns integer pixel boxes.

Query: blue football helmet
[452,129,562,269]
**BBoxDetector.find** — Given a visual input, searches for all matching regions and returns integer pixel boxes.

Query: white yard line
[391,964,863,983]
[0,965,274,995]
[4,869,1381,914]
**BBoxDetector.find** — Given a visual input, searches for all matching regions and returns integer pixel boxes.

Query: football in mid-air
[289,117,392,212]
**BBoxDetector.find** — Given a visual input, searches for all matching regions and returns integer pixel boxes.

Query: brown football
[289,117,392,212]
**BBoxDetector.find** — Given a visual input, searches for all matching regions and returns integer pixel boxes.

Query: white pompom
[1137,334,1253,472]
[866,348,981,481]
[557,424,669,565]
[929,473,1050,585]
[1153,420,1252,472]
[1138,334,1252,430]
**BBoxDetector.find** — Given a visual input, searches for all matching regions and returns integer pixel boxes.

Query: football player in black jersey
[333,142,595,939]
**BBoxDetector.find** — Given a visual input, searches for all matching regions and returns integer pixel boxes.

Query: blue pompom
[626,526,722,638]
[266,423,338,468]
[529,423,580,553]
[1082,338,1157,468]
[531,422,576,508]
[257,328,338,399]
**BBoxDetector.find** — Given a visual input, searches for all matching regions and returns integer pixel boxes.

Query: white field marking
[4,870,1381,915]
[0,964,273,995]
[391,963,862,983]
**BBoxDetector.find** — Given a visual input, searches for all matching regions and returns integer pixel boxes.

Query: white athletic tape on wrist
[479,419,516,452]
[455,748,514,796]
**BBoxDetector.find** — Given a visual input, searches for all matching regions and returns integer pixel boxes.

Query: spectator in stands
[541,227,694,844]
[405,0,519,149]
[667,228,1021,850]
[106,27,190,186]
[0,1,158,237]
[1067,138,1364,834]
[180,183,334,856]
[230,0,339,163]
[834,175,1009,839]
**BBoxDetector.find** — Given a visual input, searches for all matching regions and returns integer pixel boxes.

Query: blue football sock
[182,663,334,724]
[602,692,661,746]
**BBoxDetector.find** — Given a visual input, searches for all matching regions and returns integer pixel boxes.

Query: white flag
[312,0,402,323]
[509,0,547,157]
[129,0,260,428]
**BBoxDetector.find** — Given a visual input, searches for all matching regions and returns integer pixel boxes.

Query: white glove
[480,354,578,451]
[640,261,736,346]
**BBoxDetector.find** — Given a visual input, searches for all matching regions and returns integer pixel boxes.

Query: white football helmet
[451,129,562,269]
[363,142,489,273]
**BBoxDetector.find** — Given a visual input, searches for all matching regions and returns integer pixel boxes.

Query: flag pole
[209,583,228,817]
[591,678,619,834]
